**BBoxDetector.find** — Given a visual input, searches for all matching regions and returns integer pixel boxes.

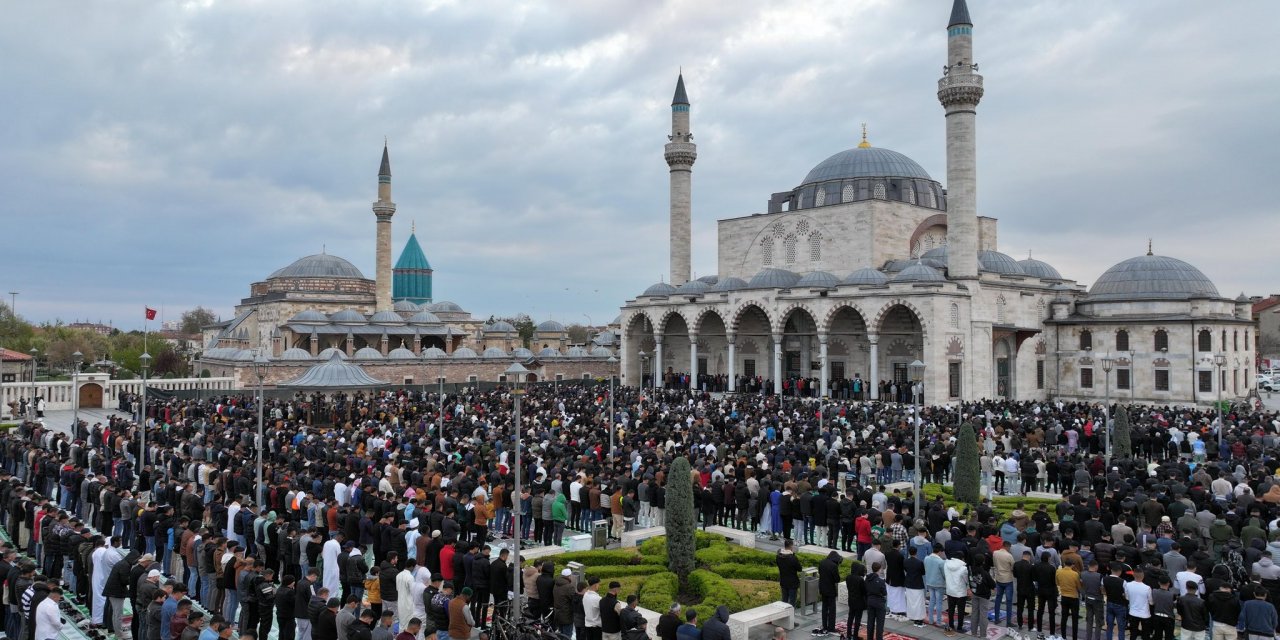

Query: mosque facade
[618,0,1256,407]
[199,146,618,388]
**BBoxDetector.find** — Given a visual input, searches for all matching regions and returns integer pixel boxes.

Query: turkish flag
[145,307,157,320]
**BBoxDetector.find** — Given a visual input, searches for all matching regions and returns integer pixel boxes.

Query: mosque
[199,146,619,387]
[619,0,1256,406]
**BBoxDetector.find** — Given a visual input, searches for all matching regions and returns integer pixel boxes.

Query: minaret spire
[372,141,397,311]
[665,72,696,286]
[939,0,983,279]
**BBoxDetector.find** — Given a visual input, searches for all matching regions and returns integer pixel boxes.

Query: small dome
[231,349,257,362]
[452,346,478,358]
[1088,254,1220,301]
[485,320,516,333]
[482,347,508,358]
[268,254,366,280]
[317,347,347,360]
[536,320,565,332]
[289,310,329,324]
[279,348,313,361]
[538,347,561,358]
[676,279,712,294]
[642,282,677,296]
[590,346,614,357]
[429,301,465,312]
[511,347,534,358]
[891,261,946,283]
[696,275,719,285]
[842,267,888,286]
[709,277,747,293]
[408,310,442,324]
[329,309,367,324]
[747,268,801,289]
[1018,257,1062,280]
[1237,292,1251,303]
[978,250,1026,276]
[801,146,934,185]
[387,347,417,360]
[353,347,383,359]
[918,245,949,269]
[796,271,840,288]
[368,310,404,324]
[392,300,420,312]
[422,347,448,359]
[592,329,618,346]
[565,346,588,357]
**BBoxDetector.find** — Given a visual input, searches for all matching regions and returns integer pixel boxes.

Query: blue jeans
[927,586,947,626]
[224,589,239,622]
[994,581,1014,623]
[1105,602,1126,640]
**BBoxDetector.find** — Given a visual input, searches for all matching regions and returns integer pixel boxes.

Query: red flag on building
[145,307,157,320]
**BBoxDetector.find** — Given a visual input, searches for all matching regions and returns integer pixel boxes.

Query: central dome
[269,254,367,280]
[1088,254,1220,301]
[802,146,933,185]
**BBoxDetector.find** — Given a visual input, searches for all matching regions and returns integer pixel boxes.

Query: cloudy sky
[4,0,1278,330]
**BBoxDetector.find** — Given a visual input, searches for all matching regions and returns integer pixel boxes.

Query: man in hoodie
[700,606,730,640]
[776,539,802,608]
[813,550,842,636]
[943,552,970,637]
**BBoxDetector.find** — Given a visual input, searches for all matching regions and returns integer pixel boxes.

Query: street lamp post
[908,360,926,520]
[607,356,618,456]
[71,351,83,435]
[504,361,530,615]
[139,352,151,480]
[28,348,37,420]
[1214,353,1228,447]
[253,352,268,505]
[1101,355,1115,467]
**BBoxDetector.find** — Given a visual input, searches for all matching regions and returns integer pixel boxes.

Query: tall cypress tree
[953,422,981,505]
[665,456,696,585]
[1112,404,1132,460]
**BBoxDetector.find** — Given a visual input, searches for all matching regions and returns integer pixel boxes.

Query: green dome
[393,232,433,304]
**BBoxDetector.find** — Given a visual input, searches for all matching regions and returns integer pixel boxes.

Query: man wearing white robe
[321,534,342,596]
[90,538,124,625]
[396,561,417,624]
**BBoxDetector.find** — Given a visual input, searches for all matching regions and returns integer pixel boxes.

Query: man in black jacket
[471,544,491,629]
[295,569,319,640]
[275,574,297,640]
[816,550,843,635]
[488,549,511,626]
[103,549,140,639]
[599,582,621,640]
[776,539,802,608]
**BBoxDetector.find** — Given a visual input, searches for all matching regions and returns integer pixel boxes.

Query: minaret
[373,142,397,311]
[938,0,982,279]
[665,73,696,286]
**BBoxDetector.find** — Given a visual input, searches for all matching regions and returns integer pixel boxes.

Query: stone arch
[774,302,822,335]
[655,308,692,335]
[691,307,730,335]
[623,310,657,335]
[909,214,949,251]
[871,299,929,338]
[729,301,773,335]
[819,302,871,335]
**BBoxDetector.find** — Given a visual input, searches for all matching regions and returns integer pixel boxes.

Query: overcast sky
[4,0,1278,330]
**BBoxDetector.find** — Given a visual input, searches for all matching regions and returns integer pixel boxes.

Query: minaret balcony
[938,73,984,108]
[664,142,697,167]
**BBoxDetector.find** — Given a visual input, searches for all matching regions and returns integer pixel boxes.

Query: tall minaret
[373,142,397,311]
[665,73,696,286]
[938,0,982,279]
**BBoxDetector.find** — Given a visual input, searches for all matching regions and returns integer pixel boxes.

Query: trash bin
[800,567,820,615]
[592,519,610,549]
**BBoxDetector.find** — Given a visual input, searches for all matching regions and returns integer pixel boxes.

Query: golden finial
[858,123,871,148]
[1147,239,1153,256]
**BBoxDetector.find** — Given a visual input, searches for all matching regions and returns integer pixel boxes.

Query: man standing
[295,569,319,640]
[322,533,343,598]
[448,588,475,640]
[34,586,65,640]
[1123,567,1152,640]
[924,543,948,629]
[815,551,842,636]
[776,540,802,608]
[992,541,1015,626]
[583,576,603,640]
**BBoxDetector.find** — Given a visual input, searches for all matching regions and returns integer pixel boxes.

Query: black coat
[818,552,842,597]
[776,551,802,589]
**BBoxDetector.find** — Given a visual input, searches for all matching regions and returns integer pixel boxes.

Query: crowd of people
[0,379,1277,640]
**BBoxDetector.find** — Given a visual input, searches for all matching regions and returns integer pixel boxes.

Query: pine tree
[953,422,981,505]
[1112,404,1132,460]
[665,456,696,584]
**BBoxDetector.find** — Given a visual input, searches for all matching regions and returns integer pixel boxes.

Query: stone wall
[226,358,619,389]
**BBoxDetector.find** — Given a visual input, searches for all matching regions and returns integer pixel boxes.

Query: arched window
[996,295,1007,323]
[842,184,855,203]
[761,237,774,266]
[1198,329,1212,352]
[925,189,937,208]
[773,222,785,238]
[904,186,916,205]
[1115,329,1130,352]
[1079,330,1093,351]
[1154,329,1169,351]
[950,303,960,329]
[814,189,826,207]
[1221,330,1227,349]
[784,234,797,264]
[796,220,810,236]
[808,232,822,262]
[1234,330,1239,351]
[873,183,886,199]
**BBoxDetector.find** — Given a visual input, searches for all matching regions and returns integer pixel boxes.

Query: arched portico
[872,301,928,402]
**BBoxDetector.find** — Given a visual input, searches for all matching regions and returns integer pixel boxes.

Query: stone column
[380,333,390,356]
[345,332,355,357]
[309,331,319,356]
[688,332,698,392]
[819,334,830,398]
[655,335,665,390]
[373,145,397,312]
[727,334,737,392]
[772,333,783,395]
[868,333,880,400]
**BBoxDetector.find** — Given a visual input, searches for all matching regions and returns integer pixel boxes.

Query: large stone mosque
[619,0,1256,406]
[199,146,620,388]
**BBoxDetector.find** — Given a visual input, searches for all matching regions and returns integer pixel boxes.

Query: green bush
[637,571,680,611]
[557,549,656,567]
[715,563,780,580]
[572,564,669,578]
